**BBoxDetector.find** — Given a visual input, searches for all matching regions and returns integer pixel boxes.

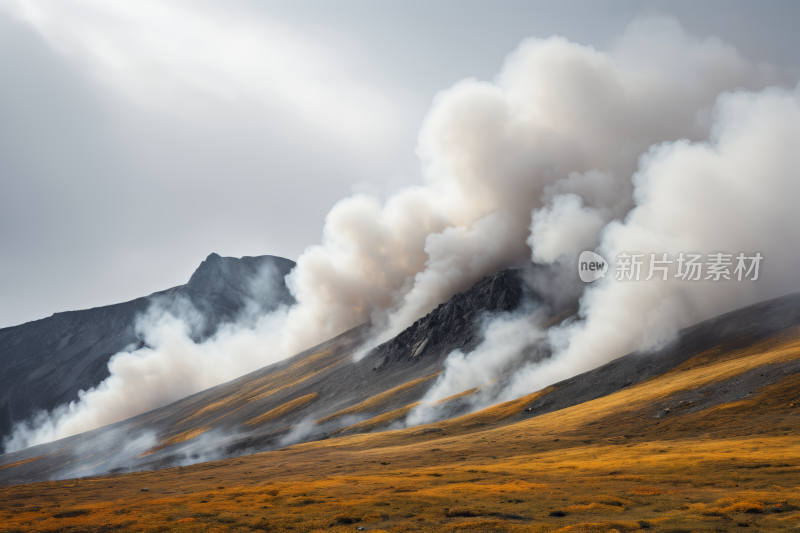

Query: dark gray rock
[180,253,295,338]
[648,357,800,418]
[369,269,537,372]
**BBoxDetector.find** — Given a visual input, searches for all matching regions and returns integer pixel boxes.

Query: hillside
[1,292,799,532]
[2,265,800,494]
[0,269,538,482]
[0,253,295,442]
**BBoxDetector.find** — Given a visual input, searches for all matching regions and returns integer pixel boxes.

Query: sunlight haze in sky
[0,0,798,328]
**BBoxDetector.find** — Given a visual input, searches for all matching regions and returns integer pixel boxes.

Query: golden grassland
[2,333,800,533]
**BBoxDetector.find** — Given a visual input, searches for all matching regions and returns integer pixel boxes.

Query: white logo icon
[579,251,608,282]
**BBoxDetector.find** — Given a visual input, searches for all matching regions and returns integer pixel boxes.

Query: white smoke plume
[286,16,780,355]
[5,15,800,451]
[528,82,800,390]
[412,82,800,416]
[54,429,159,480]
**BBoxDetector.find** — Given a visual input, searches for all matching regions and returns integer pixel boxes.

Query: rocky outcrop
[367,269,537,372]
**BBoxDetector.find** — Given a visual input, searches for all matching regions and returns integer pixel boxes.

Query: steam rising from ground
[5,16,800,452]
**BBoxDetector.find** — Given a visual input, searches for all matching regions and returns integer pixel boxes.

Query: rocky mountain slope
[0,268,539,481]
[4,344,800,533]
[3,302,800,531]
[2,266,800,487]
[0,253,295,442]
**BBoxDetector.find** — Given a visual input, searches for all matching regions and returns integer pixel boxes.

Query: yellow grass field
[2,332,799,532]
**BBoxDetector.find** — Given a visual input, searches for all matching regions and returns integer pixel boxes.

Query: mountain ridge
[0,268,540,481]
[3,271,800,488]
[0,253,295,443]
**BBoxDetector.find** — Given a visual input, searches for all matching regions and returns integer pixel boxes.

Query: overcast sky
[1,0,798,328]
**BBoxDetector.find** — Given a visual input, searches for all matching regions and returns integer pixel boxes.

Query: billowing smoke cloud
[353,18,800,425]
[529,82,800,389]
[5,16,799,452]
[286,16,780,355]
[404,81,800,419]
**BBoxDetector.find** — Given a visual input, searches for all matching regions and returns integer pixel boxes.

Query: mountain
[0,268,538,481]
[0,253,295,443]
[2,266,800,490]
[1,284,799,533]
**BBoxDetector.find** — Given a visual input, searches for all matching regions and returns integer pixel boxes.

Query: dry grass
[315,371,440,425]
[0,456,42,471]
[336,402,421,434]
[433,379,498,405]
[174,346,347,427]
[629,487,664,496]
[142,427,211,456]
[553,522,641,533]
[703,499,764,515]
[1,328,800,532]
[245,393,318,426]
[179,399,232,423]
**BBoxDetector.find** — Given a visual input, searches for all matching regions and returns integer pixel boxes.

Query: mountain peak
[0,253,297,442]
[181,254,296,335]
